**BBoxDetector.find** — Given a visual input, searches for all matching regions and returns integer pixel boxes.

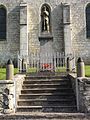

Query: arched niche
[41,4,51,33]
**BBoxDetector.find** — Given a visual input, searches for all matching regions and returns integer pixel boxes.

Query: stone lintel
[39,32,53,40]
[63,22,71,25]
[20,2,27,7]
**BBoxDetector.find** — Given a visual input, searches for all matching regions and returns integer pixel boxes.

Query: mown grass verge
[0,65,90,80]
[0,68,18,80]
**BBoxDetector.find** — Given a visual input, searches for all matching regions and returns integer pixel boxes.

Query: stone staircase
[1,74,90,120]
[16,75,77,113]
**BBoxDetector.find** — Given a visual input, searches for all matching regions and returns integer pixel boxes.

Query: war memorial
[0,0,90,119]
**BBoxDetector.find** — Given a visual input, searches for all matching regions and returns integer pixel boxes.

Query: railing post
[77,57,85,77]
[18,55,22,73]
[6,59,14,80]
[54,53,56,72]
[13,78,16,113]
[22,58,27,73]
[76,78,80,111]
[66,57,71,72]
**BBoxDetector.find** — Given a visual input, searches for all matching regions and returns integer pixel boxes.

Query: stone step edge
[25,76,67,79]
[19,93,75,96]
[24,79,69,81]
[17,105,77,108]
[22,83,71,86]
[0,113,89,119]
[21,88,73,91]
[18,98,76,102]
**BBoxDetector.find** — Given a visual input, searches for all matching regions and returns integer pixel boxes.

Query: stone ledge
[0,80,14,84]
[68,73,77,79]
[0,112,90,119]
[20,2,27,7]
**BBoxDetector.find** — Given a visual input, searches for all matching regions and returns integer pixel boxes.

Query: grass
[28,67,37,73]
[56,67,66,73]
[85,65,90,77]
[0,65,90,80]
[0,68,6,80]
[28,67,66,73]
[0,68,18,80]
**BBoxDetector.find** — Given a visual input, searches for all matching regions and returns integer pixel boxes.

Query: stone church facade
[0,0,90,65]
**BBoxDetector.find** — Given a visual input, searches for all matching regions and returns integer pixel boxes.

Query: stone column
[77,57,85,77]
[20,2,28,56]
[63,4,72,56]
[6,59,14,80]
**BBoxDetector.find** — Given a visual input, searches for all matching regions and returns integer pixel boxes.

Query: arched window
[0,5,6,40]
[41,4,51,33]
[86,4,90,38]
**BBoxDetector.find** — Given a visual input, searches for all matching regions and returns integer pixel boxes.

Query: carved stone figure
[41,6,50,32]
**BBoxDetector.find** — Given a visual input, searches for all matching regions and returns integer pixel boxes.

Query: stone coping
[0,112,90,119]
[0,74,26,84]
[0,80,14,84]
[68,73,77,78]
[68,73,90,80]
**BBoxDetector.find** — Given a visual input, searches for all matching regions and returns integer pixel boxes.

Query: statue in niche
[41,6,50,32]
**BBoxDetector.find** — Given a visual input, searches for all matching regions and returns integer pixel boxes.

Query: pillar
[6,59,14,80]
[77,57,85,77]
[63,4,72,56]
[20,2,28,56]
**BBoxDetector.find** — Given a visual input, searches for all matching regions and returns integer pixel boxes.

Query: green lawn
[0,66,90,80]
[0,68,18,80]
[85,65,90,77]
[28,67,66,73]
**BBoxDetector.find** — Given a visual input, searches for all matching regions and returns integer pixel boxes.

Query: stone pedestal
[39,32,53,70]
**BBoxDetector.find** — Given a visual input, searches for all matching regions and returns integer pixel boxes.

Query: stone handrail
[68,73,90,113]
[0,74,25,114]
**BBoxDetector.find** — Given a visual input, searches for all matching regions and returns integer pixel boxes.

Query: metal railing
[17,52,75,73]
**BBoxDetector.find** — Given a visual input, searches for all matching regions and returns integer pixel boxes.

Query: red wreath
[42,63,50,69]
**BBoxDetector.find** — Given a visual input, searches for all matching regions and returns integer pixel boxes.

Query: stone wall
[0,80,14,113]
[27,0,90,63]
[0,74,25,113]
[27,0,64,54]
[70,0,90,64]
[0,0,90,64]
[68,73,90,113]
[14,74,25,110]
[0,0,21,65]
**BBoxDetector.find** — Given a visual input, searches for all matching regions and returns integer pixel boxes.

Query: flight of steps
[16,75,77,113]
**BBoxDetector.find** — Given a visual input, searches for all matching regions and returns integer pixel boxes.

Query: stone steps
[23,79,70,84]
[17,75,77,113]
[19,93,75,99]
[21,88,73,94]
[18,98,76,106]
[0,113,89,120]
[22,83,71,89]
[25,76,67,80]
[17,106,77,112]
